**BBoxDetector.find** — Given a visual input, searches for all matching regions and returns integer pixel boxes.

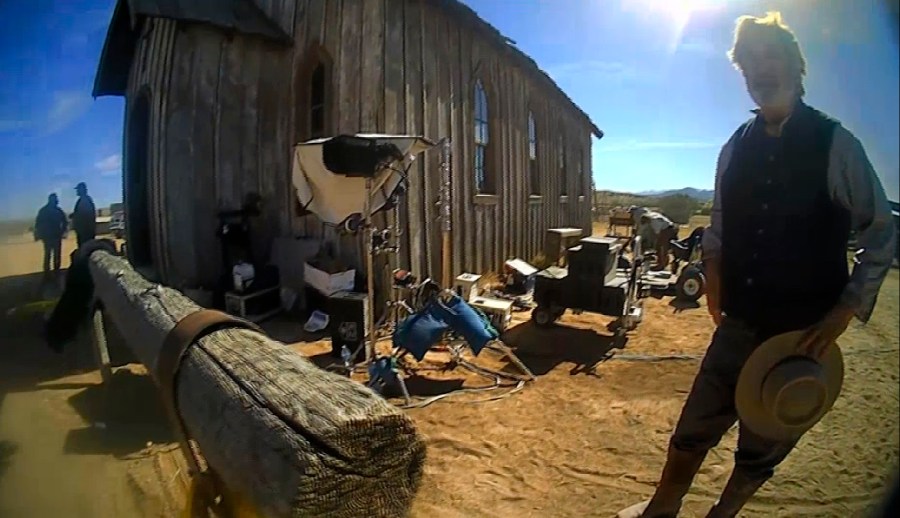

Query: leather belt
[156,309,262,478]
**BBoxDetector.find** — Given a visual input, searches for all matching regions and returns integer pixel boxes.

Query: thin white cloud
[43,90,92,136]
[600,139,721,152]
[0,90,93,135]
[545,60,659,85]
[94,153,122,176]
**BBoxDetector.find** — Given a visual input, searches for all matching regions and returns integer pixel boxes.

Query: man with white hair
[618,11,895,518]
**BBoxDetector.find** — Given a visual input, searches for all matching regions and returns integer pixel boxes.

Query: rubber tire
[676,266,706,302]
[532,307,555,327]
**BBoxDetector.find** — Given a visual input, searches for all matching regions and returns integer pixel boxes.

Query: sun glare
[622,0,727,53]
[628,0,725,14]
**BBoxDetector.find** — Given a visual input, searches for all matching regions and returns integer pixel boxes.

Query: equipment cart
[531,236,647,336]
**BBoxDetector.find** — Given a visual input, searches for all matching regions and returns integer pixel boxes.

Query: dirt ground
[1,229,897,517]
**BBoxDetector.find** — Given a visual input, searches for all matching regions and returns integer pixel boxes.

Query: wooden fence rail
[46,242,426,518]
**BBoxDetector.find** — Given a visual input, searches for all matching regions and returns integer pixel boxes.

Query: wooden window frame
[294,44,333,144]
[473,79,495,195]
[528,110,540,196]
[577,147,585,198]
[293,44,333,217]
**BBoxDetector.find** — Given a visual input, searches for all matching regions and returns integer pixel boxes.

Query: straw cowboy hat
[736,330,844,442]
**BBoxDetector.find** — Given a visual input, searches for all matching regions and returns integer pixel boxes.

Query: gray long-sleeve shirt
[702,120,896,323]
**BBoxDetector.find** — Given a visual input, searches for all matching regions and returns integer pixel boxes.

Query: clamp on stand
[156,309,262,518]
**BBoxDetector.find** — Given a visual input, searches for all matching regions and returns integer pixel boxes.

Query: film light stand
[380,137,451,335]
[359,160,415,404]
[360,140,452,403]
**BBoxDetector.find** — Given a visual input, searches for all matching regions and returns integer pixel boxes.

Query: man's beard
[749,82,797,109]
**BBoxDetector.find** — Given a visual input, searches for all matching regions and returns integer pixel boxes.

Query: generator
[532,236,644,334]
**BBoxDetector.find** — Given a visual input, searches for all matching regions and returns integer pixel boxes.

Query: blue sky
[0,0,898,220]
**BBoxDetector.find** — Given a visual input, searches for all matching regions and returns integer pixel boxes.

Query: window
[293,47,332,216]
[558,133,567,196]
[578,149,585,197]
[528,111,539,194]
[310,63,326,138]
[474,80,490,193]
[294,46,332,144]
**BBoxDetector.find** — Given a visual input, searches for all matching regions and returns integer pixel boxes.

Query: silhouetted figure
[33,193,68,280]
[71,182,96,247]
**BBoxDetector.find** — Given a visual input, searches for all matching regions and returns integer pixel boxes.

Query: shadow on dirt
[261,315,328,345]
[303,350,470,399]
[63,370,174,457]
[1,271,167,459]
[668,298,701,312]
[500,321,623,376]
[395,374,465,397]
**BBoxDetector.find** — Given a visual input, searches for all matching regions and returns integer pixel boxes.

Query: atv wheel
[676,266,706,302]
[532,306,556,327]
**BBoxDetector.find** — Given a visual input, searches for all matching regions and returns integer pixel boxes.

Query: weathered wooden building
[94,0,603,290]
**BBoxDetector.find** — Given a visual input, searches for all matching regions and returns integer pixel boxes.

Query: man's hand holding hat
[797,304,856,359]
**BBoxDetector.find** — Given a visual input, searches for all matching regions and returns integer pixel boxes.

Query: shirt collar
[751,100,806,135]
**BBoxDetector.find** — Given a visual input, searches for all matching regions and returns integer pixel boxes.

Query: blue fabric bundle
[426,294,498,355]
[393,308,450,360]
[392,294,499,359]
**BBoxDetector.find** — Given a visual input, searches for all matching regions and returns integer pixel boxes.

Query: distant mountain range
[636,187,715,201]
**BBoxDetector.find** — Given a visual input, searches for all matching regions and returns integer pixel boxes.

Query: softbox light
[292,134,436,226]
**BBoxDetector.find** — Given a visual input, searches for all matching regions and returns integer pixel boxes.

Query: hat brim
[735,330,844,442]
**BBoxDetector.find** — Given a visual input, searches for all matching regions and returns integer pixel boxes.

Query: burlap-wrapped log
[86,250,425,517]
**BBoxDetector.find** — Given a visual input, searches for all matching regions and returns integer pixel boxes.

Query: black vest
[720,103,851,337]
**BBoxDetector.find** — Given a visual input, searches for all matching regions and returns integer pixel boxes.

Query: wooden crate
[224,286,282,323]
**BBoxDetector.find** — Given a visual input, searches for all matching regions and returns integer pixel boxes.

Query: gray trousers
[670,316,800,483]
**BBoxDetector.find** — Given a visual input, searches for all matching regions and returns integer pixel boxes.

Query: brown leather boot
[705,469,767,518]
[616,447,708,518]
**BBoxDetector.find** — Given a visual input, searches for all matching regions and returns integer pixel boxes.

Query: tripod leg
[395,371,412,405]
[490,341,535,381]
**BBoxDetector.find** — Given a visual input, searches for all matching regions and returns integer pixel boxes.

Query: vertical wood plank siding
[127,0,594,291]
[125,18,179,282]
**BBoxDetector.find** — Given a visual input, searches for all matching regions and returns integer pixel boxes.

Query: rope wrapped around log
[53,247,426,517]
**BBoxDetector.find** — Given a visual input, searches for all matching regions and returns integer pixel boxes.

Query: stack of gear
[532,236,637,328]
[554,237,625,315]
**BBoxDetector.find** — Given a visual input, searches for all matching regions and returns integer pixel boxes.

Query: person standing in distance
[71,182,97,248]
[618,11,895,518]
[33,193,68,281]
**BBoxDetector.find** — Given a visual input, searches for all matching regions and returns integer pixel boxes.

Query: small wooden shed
[93,0,603,290]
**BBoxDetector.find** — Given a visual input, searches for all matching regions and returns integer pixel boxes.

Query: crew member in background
[618,11,895,518]
[630,205,678,270]
[33,193,68,280]
[70,182,96,247]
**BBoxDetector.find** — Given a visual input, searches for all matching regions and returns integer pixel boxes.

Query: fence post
[90,305,113,385]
